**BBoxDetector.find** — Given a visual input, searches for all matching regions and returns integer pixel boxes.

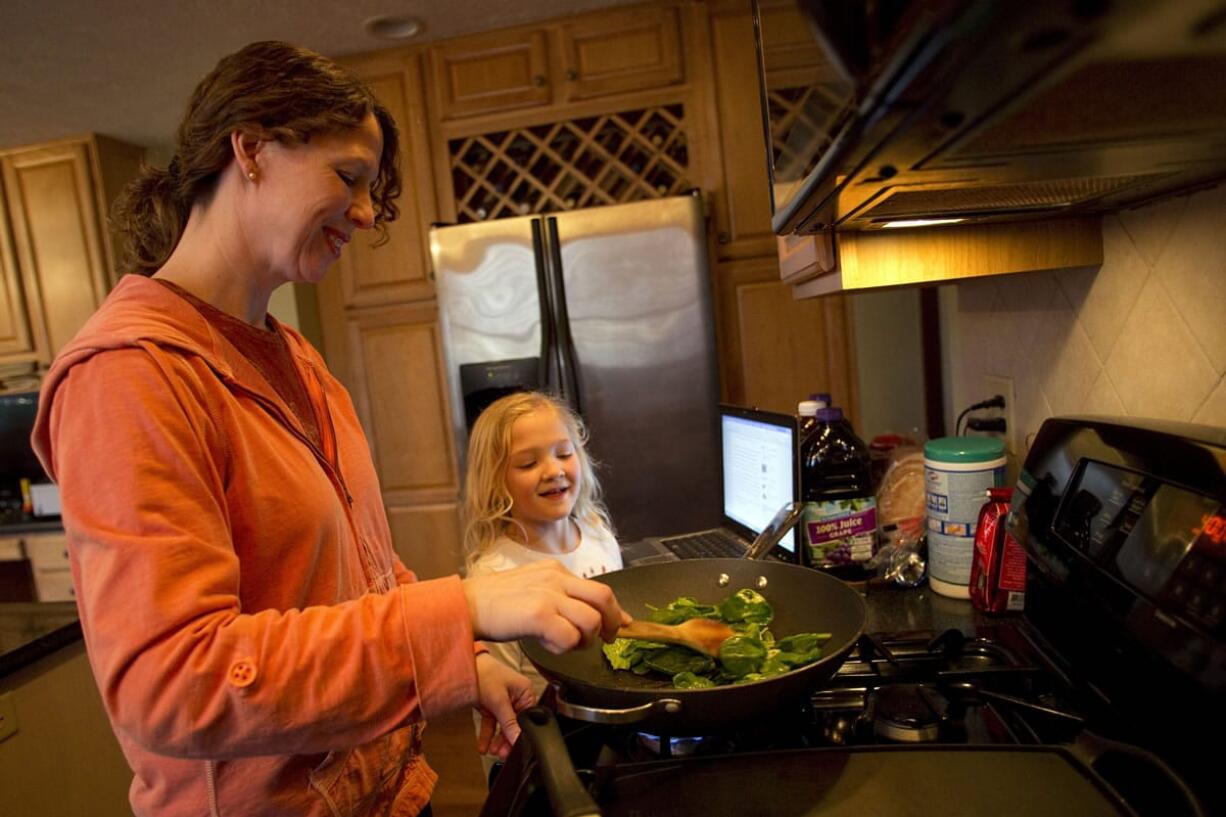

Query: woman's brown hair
[112,40,402,276]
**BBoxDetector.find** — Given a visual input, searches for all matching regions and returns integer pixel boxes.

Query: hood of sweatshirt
[31,274,315,481]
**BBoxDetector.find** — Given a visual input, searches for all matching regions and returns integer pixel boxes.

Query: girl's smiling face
[504,406,581,530]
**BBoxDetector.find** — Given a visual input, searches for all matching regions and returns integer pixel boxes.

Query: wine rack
[766,82,847,186]
[447,104,692,223]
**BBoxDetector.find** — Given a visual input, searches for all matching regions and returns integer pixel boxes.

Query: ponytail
[111,162,191,277]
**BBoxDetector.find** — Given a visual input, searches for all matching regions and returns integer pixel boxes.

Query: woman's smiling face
[249,112,382,285]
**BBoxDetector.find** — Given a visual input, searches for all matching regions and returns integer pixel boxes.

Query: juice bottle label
[803,497,877,565]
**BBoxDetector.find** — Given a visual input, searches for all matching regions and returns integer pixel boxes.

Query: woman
[30,41,627,817]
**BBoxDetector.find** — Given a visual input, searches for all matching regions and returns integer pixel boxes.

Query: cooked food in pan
[602,588,833,688]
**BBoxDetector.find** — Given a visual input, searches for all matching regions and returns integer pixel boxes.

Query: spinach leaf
[776,632,832,654]
[643,646,715,676]
[602,639,637,670]
[602,638,667,670]
[672,671,717,689]
[648,596,720,625]
[718,589,774,625]
[717,635,767,677]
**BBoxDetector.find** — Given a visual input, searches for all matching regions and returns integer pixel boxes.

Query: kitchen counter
[859,579,1010,635]
[0,602,80,679]
[0,519,66,535]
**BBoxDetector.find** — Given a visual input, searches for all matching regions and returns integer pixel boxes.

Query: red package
[969,487,1026,613]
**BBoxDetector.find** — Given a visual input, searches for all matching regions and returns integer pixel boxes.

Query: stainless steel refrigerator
[430,193,720,542]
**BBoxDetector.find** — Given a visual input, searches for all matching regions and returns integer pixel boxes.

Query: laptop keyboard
[662,531,745,559]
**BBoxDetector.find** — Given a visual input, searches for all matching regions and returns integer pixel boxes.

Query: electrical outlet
[982,375,1017,456]
[0,692,17,742]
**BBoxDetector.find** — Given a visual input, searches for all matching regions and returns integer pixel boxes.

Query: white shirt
[468,516,622,692]
[467,517,621,771]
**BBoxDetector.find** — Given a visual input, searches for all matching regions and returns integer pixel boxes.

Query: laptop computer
[621,404,801,565]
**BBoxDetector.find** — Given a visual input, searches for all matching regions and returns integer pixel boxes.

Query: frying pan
[521,558,866,735]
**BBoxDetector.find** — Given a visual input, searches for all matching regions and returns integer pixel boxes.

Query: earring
[247,169,258,181]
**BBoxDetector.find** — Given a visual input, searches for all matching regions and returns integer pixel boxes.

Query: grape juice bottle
[800,407,878,574]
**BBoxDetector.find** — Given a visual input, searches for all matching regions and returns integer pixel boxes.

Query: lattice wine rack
[766,82,848,186]
[448,104,691,223]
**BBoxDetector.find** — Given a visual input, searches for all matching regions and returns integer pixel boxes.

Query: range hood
[758,0,1226,236]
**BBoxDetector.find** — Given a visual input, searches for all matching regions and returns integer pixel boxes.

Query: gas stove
[487,624,1202,817]
[567,627,1082,761]
[483,417,1222,817]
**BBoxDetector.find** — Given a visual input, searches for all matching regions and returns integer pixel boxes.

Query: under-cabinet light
[880,218,968,229]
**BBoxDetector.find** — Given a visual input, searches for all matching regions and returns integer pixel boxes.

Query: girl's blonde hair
[462,391,613,568]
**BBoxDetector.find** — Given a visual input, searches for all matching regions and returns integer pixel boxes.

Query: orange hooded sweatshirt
[31,275,478,816]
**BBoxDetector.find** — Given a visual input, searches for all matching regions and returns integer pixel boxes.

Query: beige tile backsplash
[943,183,1226,459]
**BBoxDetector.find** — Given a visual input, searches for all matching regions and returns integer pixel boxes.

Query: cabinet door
[0,189,39,363]
[714,256,859,423]
[708,8,775,260]
[2,143,109,362]
[558,5,683,101]
[386,502,464,581]
[24,532,73,602]
[429,28,552,120]
[346,302,459,506]
[339,52,438,307]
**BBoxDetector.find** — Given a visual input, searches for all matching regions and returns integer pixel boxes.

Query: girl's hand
[462,560,631,653]
[474,652,536,759]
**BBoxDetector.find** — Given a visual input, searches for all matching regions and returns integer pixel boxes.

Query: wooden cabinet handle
[533,74,547,87]
[565,69,578,81]
[718,231,731,245]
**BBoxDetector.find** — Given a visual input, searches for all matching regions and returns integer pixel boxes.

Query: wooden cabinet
[429,28,553,121]
[339,51,438,307]
[346,302,458,505]
[0,640,132,816]
[707,0,828,261]
[707,7,774,260]
[0,190,38,362]
[0,135,142,374]
[387,503,464,582]
[428,5,684,121]
[559,5,684,101]
[788,218,1104,297]
[714,255,859,423]
[23,532,73,602]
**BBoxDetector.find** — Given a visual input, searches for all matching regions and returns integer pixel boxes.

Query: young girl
[462,391,622,755]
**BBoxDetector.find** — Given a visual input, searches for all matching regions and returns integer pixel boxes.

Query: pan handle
[1066,730,1205,817]
[745,501,805,560]
[550,682,683,725]
[518,707,603,817]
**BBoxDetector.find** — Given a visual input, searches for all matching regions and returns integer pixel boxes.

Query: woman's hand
[462,560,630,653]
[474,652,536,759]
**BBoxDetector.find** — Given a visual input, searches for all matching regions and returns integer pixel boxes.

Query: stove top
[484,626,1207,817]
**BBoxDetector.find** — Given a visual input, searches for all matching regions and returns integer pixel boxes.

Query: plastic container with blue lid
[923,436,1007,598]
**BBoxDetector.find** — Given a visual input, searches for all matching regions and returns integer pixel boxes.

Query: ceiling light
[364,15,423,40]
[880,218,968,229]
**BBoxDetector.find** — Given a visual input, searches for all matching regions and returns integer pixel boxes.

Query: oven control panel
[1051,459,1226,635]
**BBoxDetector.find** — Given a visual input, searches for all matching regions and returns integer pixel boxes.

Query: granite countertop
[0,519,66,535]
[0,601,81,678]
[858,579,1008,635]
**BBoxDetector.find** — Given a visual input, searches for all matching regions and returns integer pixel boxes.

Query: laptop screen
[721,406,798,554]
